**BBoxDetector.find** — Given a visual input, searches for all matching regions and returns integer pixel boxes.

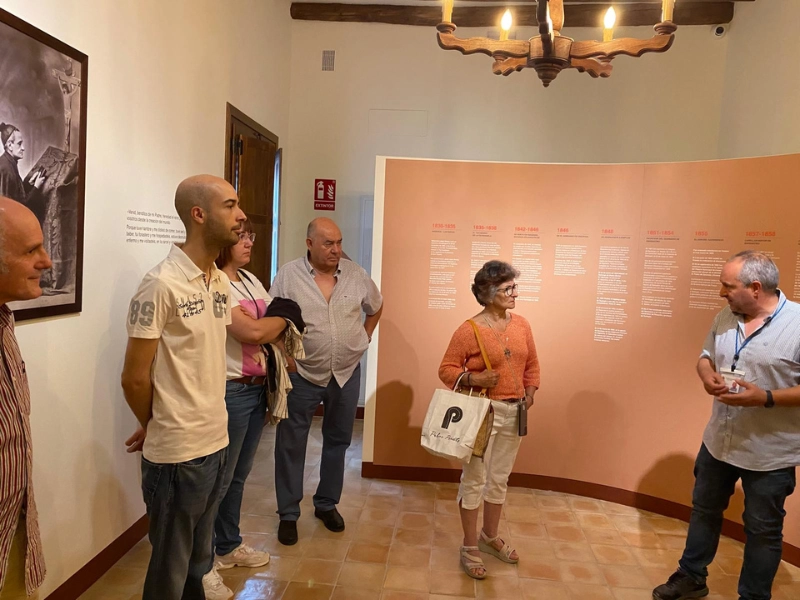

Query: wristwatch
[764,390,775,408]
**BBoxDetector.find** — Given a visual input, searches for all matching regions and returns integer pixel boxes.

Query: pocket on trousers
[180,454,210,467]
[141,459,163,509]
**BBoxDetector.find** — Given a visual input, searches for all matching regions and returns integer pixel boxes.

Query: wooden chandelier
[437,0,677,87]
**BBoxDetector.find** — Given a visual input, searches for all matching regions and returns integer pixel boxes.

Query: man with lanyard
[270,217,383,545]
[654,250,800,600]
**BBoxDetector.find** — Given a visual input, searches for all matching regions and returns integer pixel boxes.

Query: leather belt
[496,398,522,403]
[230,376,267,386]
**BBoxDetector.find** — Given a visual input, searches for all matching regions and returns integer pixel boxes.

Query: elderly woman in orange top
[438,260,541,580]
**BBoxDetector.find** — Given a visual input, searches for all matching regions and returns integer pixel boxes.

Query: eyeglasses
[238,232,256,243]
[497,284,518,296]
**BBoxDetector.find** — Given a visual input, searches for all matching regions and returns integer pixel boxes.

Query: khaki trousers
[0,518,37,600]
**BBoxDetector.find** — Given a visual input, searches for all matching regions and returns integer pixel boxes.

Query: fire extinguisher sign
[314,179,336,211]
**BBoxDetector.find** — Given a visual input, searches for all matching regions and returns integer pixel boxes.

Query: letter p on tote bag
[420,388,491,463]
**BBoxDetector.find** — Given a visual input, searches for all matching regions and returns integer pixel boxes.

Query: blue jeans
[141,447,227,600]
[274,366,361,520]
[679,444,796,600]
[212,381,267,559]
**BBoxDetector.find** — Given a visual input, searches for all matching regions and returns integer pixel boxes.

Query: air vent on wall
[322,50,335,71]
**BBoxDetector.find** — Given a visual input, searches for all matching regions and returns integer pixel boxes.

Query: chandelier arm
[570,58,613,78]
[549,0,564,34]
[571,34,674,60]
[492,56,528,76]
[537,1,552,56]
[437,32,530,58]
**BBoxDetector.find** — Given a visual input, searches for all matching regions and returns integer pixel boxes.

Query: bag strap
[467,319,492,371]
[465,319,492,397]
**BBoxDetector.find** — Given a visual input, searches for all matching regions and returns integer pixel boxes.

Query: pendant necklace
[484,315,511,358]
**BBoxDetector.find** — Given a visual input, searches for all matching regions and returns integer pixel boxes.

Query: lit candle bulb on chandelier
[499,9,512,41]
[442,0,454,23]
[603,6,616,42]
[662,0,675,22]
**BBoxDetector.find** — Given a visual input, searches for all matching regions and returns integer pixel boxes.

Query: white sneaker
[215,543,271,570]
[201,566,233,600]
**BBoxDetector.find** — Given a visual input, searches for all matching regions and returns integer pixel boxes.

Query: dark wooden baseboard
[45,515,148,600]
[361,462,800,567]
[314,406,365,419]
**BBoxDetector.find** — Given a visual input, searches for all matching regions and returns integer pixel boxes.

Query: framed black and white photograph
[1,8,87,321]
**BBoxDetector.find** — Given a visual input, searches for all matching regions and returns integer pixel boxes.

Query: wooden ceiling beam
[290,2,735,27]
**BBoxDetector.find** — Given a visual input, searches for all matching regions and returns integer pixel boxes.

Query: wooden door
[225,104,279,286]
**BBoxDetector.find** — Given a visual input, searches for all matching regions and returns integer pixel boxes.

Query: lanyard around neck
[731,297,787,371]
[231,271,261,319]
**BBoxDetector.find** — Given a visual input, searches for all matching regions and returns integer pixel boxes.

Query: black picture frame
[1,8,87,321]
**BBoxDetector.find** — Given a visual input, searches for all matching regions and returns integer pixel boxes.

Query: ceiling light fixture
[437,0,678,87]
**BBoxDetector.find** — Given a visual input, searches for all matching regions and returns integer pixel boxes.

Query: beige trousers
[0,518,36,600]
[458,400,522,510]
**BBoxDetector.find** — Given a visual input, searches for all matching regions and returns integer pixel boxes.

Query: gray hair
[471,260,519,306]
[729,250,779,292]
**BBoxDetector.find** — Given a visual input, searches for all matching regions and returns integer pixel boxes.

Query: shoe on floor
[215,543,270,570]
[202,566,233,600]
[314,507,345,532]
[652,570,709,600]
[278,519,298,545]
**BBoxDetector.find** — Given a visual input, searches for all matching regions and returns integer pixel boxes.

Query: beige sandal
[478,530,519,564]
[460,545,487,579]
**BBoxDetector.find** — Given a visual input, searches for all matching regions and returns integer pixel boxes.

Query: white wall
[282,21,730,261]
[718,0,800,158]
[0,0,291,594]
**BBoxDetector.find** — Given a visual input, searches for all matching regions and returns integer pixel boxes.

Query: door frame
[224,102,279,184]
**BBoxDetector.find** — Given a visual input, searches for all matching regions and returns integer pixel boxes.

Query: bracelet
[764,390,775,408]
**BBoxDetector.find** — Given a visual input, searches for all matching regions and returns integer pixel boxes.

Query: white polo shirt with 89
[126,244,231,464]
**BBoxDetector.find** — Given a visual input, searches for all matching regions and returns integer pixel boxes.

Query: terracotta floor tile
[583,528,628,546]
[347,542,391,564]
[657,534,687,550]
[536,496,570,510]
[312,524,356,541]
[384,566,430,593]
[432,529,465,549]
[292,558,342,585]
[564,582,615,599]
[591,544,639,566]
[569,497,605,513]
[504,506,541,524]
[388,543,431,567]
[507,522,547,539]
[434,514,463,533]
[397,512,434,530]
[339,494,368,508]
[331,586,381,600]
[645,517,689,535]
[370,481,405,496]
[435,499,461,516]
[475,574,522,599]
[619,531,665,549]
[401,497,435,513]
[559,560,607,585]
[516,557,561,581]
[518,578,571,599]
[545,540,590,562]
[540,509,578,526]
[366,495,403,510]
[302,538,350,561]
[505,492,536,507]
[513,539,556,560]
[428,596,473,600]
[393,527,433,547]
[610,587,657,600]
[600,564,651,589]
[715,554,743,576]
[337,561,387,590]
[610,515,653,534]
[544,524,586,543]
[240,514,281,535]
[631,548,682,569]
[251,555,300,580]
[232,577,288,599]
[361,508,400,527]
[430,545,462,572]
[281,581,334,600]
[400,483,437,499]
[381,592,428,600]
[354,524,395,545]
[578,512,616,530]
